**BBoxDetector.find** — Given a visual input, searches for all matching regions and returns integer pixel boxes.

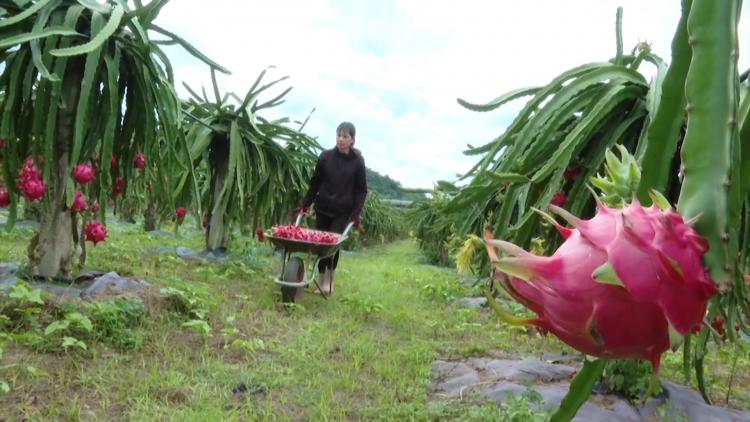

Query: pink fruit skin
[175,206,186,219]
[0,189,9,207]
[84,221,107,245]
[72,163,95,184]
[71,190,87,212]
[550,192,567,207]
[91,200,99,214]
[483,197,718,378]
[133,151,145,170]
[16,156,43,196]
[21,180,45,201]
[113,177,123,195]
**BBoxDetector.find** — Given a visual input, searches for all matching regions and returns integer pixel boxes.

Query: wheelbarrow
[264,213,353,303]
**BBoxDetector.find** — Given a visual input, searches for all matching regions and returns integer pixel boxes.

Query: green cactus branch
[676,0,741,292]
[635,0,692,204]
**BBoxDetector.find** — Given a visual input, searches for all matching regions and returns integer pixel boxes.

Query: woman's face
[336,130,353,151]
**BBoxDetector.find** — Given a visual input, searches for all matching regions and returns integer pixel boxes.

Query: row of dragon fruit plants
[407,3,750,421]
[0,0,405,281]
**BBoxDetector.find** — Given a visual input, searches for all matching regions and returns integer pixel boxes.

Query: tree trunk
[27,59,84,278]
[144,197,158,231]
[205,136,231,251]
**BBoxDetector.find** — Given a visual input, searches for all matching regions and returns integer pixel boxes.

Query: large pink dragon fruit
[483,194,718,398]
[71,163,95,185]
[84,221,107,246]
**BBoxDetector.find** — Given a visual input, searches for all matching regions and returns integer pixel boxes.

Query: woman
[296,121,367,295]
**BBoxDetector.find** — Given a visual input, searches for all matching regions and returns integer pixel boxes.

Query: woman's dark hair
[336,121,356,140]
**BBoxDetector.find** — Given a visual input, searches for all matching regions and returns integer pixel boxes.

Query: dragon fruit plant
[0,1,226,278]
[475,1,749,421]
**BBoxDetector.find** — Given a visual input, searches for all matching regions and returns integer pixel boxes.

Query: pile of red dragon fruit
[270,224,339,244]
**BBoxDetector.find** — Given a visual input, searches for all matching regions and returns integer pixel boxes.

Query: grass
[0,218,748,421]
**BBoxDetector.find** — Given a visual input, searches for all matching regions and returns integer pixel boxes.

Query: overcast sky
[154,0,750,189]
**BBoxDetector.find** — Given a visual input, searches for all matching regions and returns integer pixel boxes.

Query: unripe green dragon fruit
[589,145,641,207]
[482,189,718,400]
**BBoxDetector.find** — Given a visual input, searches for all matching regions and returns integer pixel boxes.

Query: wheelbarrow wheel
[281,256,304,303]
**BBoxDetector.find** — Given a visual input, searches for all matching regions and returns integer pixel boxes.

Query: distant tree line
[365,167,426,201]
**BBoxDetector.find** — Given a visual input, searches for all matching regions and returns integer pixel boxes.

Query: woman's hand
[289,205,310,216]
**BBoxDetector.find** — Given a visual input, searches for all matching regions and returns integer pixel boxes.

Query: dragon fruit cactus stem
[482,187,718,402]
[676,0,742,295]
[635,0,693,203]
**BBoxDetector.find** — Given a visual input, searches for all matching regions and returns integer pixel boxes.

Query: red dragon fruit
[17,157,42,186]
[563,165,581,180]
[256,227,265,242]
[0,189,9,208]
[20,179,46,202]
[202,217,207,228]
[84,221,107,246]
[71,163,95,185]
[482,194,718,399]
[175,206,186,219]
[550,192,567,207]
[16,156,46,202]
[112,176,123,195]
[270,224,338,244]
[133,151,145,170]
[697,313,740,340]
[70,190,87,212]
[91,200,99,214]
[110,154,117,170]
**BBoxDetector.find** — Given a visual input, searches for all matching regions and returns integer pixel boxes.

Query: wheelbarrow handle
[342,222,354,236]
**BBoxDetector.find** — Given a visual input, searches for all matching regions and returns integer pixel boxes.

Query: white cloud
[153,0,750,189]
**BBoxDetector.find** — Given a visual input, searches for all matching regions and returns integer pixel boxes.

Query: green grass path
[2,228,748,421]
[0,234,520,421]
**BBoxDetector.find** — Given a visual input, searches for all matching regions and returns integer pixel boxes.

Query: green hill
[366,167,426,201]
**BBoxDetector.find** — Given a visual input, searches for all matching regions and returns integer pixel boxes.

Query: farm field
[0,217,748,421]
[2,1,750,421]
